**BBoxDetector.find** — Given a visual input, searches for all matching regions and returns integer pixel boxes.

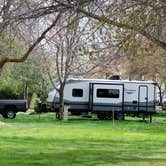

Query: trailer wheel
[5,111,16,119]
[104,112,112,120]
[97,113,105,120]
[97,112,112,120]
[115,112,124,120]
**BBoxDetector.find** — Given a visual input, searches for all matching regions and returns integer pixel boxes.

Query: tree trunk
[56,85,64,120]
[158,85,163,107]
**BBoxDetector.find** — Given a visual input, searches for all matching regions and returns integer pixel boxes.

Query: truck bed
[0,99,27,119]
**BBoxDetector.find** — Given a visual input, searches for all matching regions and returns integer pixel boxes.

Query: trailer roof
[67,78,156,84]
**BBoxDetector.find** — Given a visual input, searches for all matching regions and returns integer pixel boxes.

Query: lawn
[0,113,166,166]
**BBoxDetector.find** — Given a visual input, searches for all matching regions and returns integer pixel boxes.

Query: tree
[1,0,166,77]
[1,0,165,70]
[0,12,61,72]
[51,0,166,52]
[45,11,99,120]
[0,49,52,99]
[0,0,68,71]
[59,0,166,50]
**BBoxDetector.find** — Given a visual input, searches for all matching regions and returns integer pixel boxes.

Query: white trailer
[47,78,157,120]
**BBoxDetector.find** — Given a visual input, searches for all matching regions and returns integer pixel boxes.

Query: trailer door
[90,83,124,112]
[138,85,148,112]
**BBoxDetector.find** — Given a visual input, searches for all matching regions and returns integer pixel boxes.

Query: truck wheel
[5,111,16,119]
[115,112,124,120]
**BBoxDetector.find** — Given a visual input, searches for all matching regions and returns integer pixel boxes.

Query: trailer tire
[115,112,124,120]
[105,112,112,120]
[97,112,112,120]
[97,113,105,120]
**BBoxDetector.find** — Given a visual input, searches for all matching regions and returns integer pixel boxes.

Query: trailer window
[97,89,119,98]
[72,89,83,97]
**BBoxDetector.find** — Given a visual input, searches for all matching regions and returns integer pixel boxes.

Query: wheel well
[4,105,17,112]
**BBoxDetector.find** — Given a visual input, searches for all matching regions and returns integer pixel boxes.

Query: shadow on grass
[1,113,166,132]
[0,136,166,165]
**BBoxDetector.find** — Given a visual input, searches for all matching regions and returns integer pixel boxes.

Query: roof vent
[109,75,120,80]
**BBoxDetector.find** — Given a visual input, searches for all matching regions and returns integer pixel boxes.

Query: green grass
[0,113,166,166]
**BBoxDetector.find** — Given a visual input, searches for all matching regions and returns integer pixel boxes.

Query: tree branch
[0,12,61,70]
[58,2,166,50]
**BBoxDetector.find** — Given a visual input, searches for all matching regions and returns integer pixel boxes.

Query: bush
[0,87,23,99]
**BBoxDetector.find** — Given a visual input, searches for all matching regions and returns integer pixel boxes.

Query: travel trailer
[47,78,157,120]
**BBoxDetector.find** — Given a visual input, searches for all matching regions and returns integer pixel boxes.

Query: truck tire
[3,105,17,119]
[5,111,16,119]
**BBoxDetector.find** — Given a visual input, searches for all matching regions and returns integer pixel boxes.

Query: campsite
[0,0,166,165]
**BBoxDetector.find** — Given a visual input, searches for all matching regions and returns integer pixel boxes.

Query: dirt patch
[0,121,10,127]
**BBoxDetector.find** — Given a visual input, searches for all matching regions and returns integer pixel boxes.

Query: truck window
[72,89,83,97]
[97,89,119,98]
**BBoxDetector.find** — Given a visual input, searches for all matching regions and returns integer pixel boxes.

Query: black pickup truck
[0,99,27,119]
